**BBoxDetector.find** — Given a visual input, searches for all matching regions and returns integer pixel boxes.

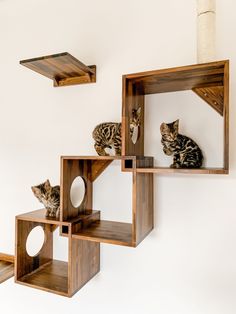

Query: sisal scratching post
[197,0,216,63]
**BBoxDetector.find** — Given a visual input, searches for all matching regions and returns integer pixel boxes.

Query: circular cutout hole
[70,176,86,208]
[26,226,45,257]
[131,126,139,144]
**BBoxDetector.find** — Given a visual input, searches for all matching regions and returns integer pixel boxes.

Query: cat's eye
[70,176,86,208]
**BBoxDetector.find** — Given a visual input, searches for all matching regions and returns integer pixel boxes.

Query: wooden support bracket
[192,86,224,115]
[20,52,96,87]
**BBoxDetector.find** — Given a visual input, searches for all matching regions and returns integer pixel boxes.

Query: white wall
[0,0,236,313]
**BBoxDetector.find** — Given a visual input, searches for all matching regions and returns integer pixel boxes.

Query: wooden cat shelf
[0,253,14,283]
[60,156,153,247]
[0,60,230,297]
[122,60,229,174]
[20,52,96,87]
[14,156,153,296]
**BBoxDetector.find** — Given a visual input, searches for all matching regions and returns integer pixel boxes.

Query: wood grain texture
[60,156,137,222]
[133,158,154,245]
[15,219,53,281]
[91,160,113,182]
[61,156,154,247]
[17,260,68,296]
[123,60,226,94]
[60,210,101,235]
[72,220,133,247]
[193,86,224,115]
[68,238,100,296]
[135,167,228,174]
[122,77,145,157]
[0,253,14,263]
[223,60,229,171]
[122,60,229,175]
[16,208,70,225]
[0,261,14,284]
[20,52,96,87]
[60,158,93,221]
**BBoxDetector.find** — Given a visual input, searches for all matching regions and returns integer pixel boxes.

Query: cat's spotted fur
[31,179,60,217]
[160,119,203,168]
[93,107,141,156]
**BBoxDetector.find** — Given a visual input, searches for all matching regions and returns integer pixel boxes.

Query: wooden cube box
[15,209,100,297]
[122,60,229,174]
[60,156,154,247]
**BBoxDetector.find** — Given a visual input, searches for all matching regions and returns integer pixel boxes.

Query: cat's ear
[160,122,167,134]
[44,179,51,191]
[136,107,141,116]
[173,119,179,130]
[31,186,40,196]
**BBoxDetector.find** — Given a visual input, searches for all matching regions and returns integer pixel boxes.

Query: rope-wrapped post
[197,0,216,63]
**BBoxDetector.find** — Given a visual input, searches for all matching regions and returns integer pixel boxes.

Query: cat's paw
[170,163,181,168]
[163,148,172,156]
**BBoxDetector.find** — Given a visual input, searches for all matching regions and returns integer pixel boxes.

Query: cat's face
[31,179,52,203]
[160,119,179,141]
[130,107,141,129]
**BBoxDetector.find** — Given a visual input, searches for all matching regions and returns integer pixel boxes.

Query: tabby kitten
[160,119,203,168]
[31,179,60,218]
[93,107,141,156]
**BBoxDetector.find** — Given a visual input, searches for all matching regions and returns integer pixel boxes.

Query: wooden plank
[16,209,70,225]
[0,253,14,263]
[68,238,100,297]
[20,52,96,87]
[124,60,226,80]
[17,260,68,296]
[0,261,14,284]
[61,155,136,161]
[135,167,228,174]
[123,61,227,95]
[133,158,154,246]
[122,77,145,157]
[223,60,229,171]
[72,220,133,247]
[60,159,93,221]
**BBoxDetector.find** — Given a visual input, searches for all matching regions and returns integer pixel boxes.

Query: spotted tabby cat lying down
[160,119,203,168]
[31,179,60,218]
[92,107,141,156]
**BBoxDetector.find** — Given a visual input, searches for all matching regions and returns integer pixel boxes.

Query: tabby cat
[160,119,203,168]
[31,179,60,218]
[93,107,141,156]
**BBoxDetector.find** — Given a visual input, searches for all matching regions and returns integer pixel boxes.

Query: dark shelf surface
[20,52,96,87]
[16,209,71,226]
[72,220,133,247]
[124,60,228,95]
[134,167,228,175]
[0,260,14,284]
[17,260,68,296]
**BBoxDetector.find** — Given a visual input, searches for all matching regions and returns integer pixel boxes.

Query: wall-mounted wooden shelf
[0,253,14,283]
[60,156,153,247]
[72,220,133,247]
[13,59,230,298]
[122,60,229,174]
[135,167,228,175]
[20,52,96,87]
[14,156,153,296]
[15,209,100,297]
